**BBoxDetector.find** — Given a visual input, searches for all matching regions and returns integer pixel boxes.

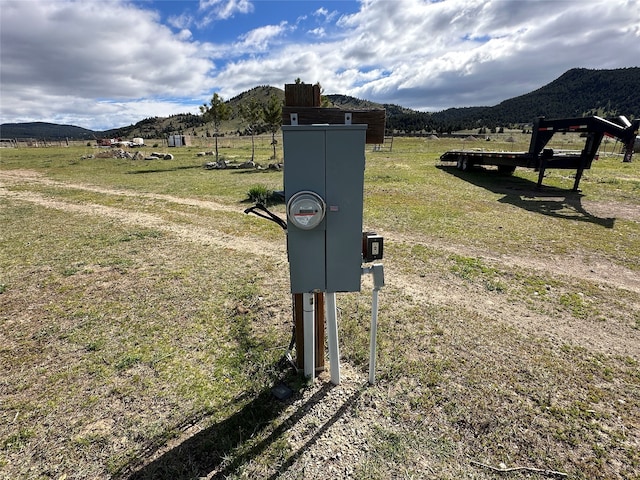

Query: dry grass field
[1,134,639,479]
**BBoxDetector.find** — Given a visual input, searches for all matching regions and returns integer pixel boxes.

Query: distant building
[168,135,191,147]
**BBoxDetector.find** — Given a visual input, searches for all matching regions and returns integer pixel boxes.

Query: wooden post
[285,84,325,374]
[284,83,321,108]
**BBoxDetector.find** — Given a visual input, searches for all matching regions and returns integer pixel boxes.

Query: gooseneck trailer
[439,116,639,191]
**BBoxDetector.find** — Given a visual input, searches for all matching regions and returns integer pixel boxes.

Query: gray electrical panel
[283,124,367,293]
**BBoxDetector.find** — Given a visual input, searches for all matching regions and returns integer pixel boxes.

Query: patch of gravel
[269,366,392,479]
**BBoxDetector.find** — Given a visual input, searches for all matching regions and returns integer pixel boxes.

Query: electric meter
[287,191,326,230]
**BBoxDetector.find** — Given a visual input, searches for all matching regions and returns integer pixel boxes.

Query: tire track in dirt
[374,230,640,358]
[384,262,640,358]
[4,169,636,293]
[0,181,285,262]
[372,226,640,295]
[0,169,239,213]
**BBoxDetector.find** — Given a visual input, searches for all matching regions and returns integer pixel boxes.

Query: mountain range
[1,67,638,140]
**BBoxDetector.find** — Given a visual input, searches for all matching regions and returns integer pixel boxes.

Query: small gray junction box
[283,124,367,293]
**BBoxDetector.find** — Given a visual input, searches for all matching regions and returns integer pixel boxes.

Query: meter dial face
[287,191,326,230]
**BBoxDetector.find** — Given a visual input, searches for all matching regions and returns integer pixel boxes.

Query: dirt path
[0,168,240,213]
[2,169,638,359]
[380,229,640,294]
[4,169,638,293]
[0,169,284,260]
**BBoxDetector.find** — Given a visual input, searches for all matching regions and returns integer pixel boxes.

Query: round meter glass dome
[287,191,326,230]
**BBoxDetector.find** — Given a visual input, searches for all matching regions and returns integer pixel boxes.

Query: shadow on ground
[126,165,203,174]
[437,165,615,228]
[119,377,364,479]
[231,168,282,175]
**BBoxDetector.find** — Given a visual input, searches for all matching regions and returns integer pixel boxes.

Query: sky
[1,0,639,131]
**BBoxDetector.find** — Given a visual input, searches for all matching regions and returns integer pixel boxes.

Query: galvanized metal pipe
[369,287,380,385]
[303,292,315,379]
[326,292,341,385]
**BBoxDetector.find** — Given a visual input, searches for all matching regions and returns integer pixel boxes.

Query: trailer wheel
[457,157,470,171]
[497,165,516,175]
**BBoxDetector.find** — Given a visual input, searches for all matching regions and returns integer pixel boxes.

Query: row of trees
[200,93,282,162]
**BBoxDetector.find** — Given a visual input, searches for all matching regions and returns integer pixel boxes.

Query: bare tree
[240,99,263,162]
[200,93,230,162]
[263,95,282,160]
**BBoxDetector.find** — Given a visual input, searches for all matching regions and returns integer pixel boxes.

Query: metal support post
[536,156,547,189]
[362,264,384,385]
[326,292,341,385]
[302,292,315,379]
[369,287,380,385]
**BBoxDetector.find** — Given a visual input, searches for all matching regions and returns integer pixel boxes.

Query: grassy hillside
[101,113,207,140]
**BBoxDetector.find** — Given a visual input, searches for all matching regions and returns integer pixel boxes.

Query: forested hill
[466,67,640,125]
[0,122,96,140]
[387,67,640,132]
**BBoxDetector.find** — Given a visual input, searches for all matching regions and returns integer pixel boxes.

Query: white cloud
[0,0,213,129]
[1,0,638,130]
[325,0,640,108]
[198,0,254,24]
[236,22,290,51]
[308,27,326,38]
[168,12,193,30]
[177,29,194,41]
[314,7,338,22]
